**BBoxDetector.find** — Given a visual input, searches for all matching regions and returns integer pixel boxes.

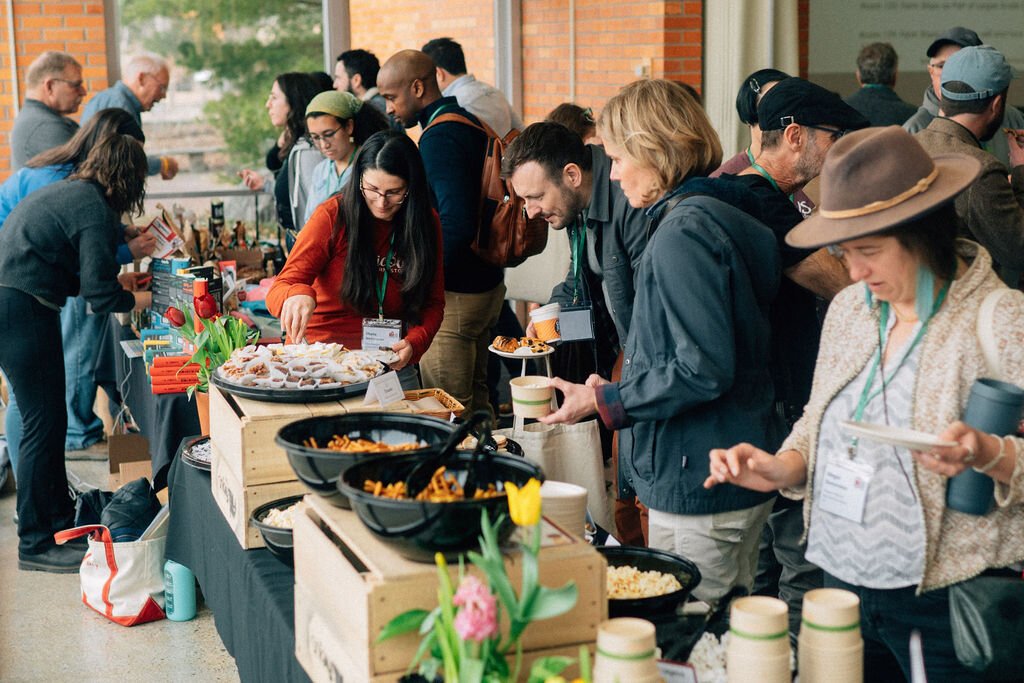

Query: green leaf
[460,656,485,683]
[377,609,430,643]
[526,656,573,683]
[528,583,579,621]
[419,606,440,635]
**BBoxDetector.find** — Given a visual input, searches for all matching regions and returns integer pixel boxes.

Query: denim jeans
[60,295,106,450]
[0,287,76,554]
[2,370,22,470]
[823,573,988,683]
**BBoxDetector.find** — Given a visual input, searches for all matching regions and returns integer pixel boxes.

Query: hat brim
[785,153,981,249]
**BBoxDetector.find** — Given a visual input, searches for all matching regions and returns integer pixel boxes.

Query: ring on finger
[964,446,976,464]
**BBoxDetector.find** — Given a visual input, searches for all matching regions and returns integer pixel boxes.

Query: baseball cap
[940,45,1016,101]
[926,26,982,58]
[756,77,870,133]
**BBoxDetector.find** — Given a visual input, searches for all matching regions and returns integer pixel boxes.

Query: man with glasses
[11,52,85,170]
[378,50,503,417]
[904,26,1024,168]
[722,76,867,639]
[82,52,178,180]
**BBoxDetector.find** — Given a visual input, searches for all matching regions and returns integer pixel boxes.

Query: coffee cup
[510,376,554,418]
[529,303,561,342]
[799,588,861,648]
[540,480,588,536]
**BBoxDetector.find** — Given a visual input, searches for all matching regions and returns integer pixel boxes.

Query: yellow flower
[505,478,542,526]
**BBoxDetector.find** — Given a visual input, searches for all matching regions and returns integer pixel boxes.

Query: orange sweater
[266,196,445,362]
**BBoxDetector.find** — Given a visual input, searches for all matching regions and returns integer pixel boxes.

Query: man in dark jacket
[844,42,916,126]
[378,50,503,416]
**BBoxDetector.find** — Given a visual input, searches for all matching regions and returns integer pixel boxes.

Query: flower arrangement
[165,278,258,396]
[379,478,590,682]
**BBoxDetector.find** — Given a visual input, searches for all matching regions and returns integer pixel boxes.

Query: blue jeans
[3,369,22,471]
[823,573,987,683]
[60,296,106,450]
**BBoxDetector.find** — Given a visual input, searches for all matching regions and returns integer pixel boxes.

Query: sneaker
[18,544,86,573]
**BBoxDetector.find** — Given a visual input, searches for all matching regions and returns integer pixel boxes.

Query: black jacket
[596,178,779,514]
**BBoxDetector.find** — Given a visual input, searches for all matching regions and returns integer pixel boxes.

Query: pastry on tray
[492,335,519,353]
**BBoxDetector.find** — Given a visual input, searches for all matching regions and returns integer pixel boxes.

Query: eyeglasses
[360,182,408,204]
[309,127,343,145]
[805,124,848,142]
[52,78,85,90]
[145,73,169,95]
[927,60,946,71]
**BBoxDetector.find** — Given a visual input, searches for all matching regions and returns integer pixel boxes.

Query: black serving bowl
[339,450,544,562]
[250,495,307,566]
[276,413,456,508]
[598,545,702,618]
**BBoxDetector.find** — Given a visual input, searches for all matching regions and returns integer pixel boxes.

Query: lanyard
[570,220,586,304]
[375,232,397,319]
[748,159,795,203]
[849,283,950,433]
[426,103,456,126]
[745,147,755,166]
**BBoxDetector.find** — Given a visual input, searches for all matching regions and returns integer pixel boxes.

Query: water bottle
[947,378,1024,515]
[164,559,197,622]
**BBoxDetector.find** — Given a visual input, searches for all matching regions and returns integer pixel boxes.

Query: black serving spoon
[403,410,493,498]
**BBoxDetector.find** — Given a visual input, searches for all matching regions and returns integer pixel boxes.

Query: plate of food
[839,420,958,451]
[488,335,555,359]
[212,342,388,403]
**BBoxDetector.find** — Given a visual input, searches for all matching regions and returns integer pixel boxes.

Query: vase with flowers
[379,478,592,683]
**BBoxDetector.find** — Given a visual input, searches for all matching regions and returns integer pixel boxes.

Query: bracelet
[973,434,1008,474]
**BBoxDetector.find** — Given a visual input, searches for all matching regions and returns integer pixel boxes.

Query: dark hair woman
[0,134,152,573]
[239,72,323,235]
[267,130,444,372]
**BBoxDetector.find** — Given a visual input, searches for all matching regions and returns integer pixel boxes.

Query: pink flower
[452,575,498,642]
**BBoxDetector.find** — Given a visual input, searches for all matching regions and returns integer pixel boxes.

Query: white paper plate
[839,420,958,451]
[487,344,555,359]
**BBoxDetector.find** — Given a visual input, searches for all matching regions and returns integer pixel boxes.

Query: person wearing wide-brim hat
[707,125,1024,681]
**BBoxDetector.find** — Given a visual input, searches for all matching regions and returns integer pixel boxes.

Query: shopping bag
[496,419,613,531]
[54,523,166,626]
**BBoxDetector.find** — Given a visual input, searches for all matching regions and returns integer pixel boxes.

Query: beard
[548,183,588,230]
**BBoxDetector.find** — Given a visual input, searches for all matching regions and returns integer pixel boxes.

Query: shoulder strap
[423,112,492,138]
[977,287,1011,379]
[646,192,704,240]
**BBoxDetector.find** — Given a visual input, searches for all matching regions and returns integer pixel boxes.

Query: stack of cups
[539,480,588,537]
[529,303,561,342]
[727,596,791,683]
[593,618,664,683]
[798,588,863,683]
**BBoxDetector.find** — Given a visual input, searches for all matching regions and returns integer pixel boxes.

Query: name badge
[818,458,874,524]
[362,318,402,351]
[559,305,595,342]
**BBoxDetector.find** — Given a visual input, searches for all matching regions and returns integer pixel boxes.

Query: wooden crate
[210,443,306,548]
[294,584,593,683]
[293,495,606,679]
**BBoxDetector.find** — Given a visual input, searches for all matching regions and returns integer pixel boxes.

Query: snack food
[262,500,308,529]
[606,565,684,599]
[492,335,519,353]
[217,342,385,389]
[305,434,425,453]
[364,466,502,501]
[519,337,552,353]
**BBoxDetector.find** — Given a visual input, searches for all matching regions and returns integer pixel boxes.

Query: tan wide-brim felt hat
[786,125,981,249]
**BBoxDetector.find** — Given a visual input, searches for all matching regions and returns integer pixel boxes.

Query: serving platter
[839,420,958,451]
[487,344,555,359]
[211,371,379,403]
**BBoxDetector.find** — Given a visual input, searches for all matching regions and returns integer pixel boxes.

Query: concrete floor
[0,458,240,682]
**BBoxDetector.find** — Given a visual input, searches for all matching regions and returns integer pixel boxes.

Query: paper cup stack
[529,303,561,342]
[798,588,863,683]
[509,376,553,418]
[539,480,588,537]
[727,596,791,683]
[593,617,664,683]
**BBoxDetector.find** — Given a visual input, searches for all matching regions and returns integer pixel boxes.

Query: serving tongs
[403,410,495,499]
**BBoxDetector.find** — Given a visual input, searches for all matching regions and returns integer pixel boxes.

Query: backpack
[425,113,548,268]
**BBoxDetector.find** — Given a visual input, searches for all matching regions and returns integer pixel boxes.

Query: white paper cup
[510,376,553,418]
[540,480,588,536]
[798,639,863,683]
[728,596,791,658]
[727,649,791,683]
[800,588,862,648]
[529,303,561,342]
[594,618,661,683]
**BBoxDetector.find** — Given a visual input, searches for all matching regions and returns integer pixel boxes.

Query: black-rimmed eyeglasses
[804,124,848,142]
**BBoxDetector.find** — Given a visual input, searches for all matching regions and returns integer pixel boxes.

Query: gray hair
[123,52,168,82]
[26,51,80,88]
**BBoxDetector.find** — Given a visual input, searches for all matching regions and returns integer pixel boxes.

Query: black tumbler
[946,378,1024,515]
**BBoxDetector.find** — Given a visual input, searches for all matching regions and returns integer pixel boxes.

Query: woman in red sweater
[267,130,445,370]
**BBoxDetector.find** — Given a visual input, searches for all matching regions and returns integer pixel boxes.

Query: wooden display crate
[293,495,606,680]
[294,584,593,683]
[210,443,306,549]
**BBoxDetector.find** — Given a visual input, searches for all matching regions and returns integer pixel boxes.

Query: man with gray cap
[904,26,1024,167]
[915,45,1024,279]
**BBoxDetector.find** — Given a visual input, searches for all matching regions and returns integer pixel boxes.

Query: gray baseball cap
[941,45,1016,101]
[926,26,982,57]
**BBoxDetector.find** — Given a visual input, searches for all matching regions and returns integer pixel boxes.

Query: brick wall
[0,1,108,181]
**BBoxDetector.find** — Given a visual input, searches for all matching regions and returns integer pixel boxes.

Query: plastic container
[164,559,197,622]
[947,378,1024,515]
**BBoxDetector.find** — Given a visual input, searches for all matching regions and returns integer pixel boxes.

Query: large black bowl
[250,495,306,566]
[276,413,456,507]
[339,450,544,562]
[598,545,702,618]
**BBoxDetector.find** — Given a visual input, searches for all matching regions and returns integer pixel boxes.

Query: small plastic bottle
[164,559,197,622]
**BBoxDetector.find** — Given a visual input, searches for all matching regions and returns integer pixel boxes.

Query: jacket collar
[929,116,983,148]
[585,144,613,224]
[919,85,940,115]
[417,96,459,128]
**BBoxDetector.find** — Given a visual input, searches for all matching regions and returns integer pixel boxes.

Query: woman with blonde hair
[542,78,780,604]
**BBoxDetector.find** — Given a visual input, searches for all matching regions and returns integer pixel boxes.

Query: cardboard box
[294,584,593,683]
[293,495,606,679]
[107,433,150,490]
[210,443,306,549]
